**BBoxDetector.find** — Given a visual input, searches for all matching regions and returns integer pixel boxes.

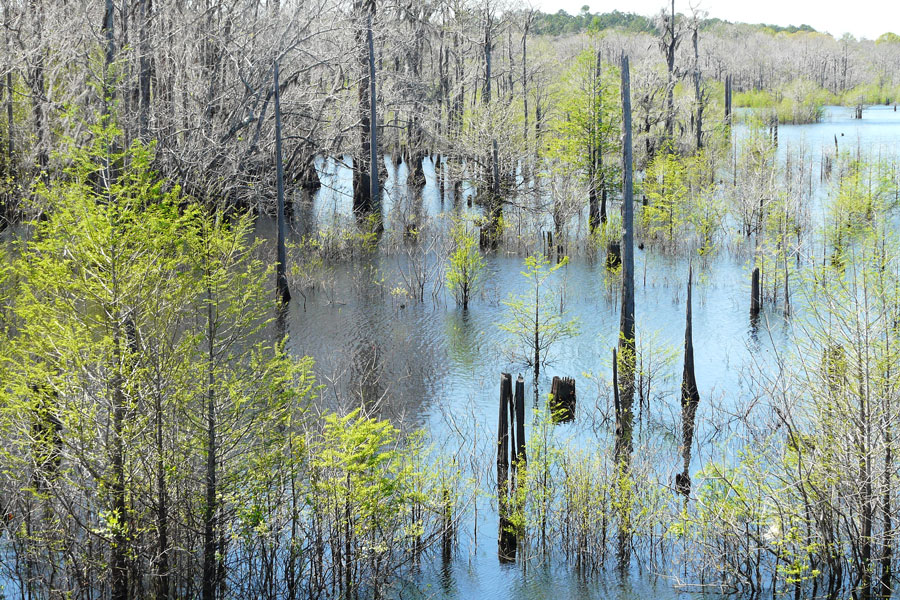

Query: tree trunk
[676,263,699,497]
[274,61,291,305]
[202,279,218,600]
[352,0,379,215]
[589,49,603,230]
[692,27,703,152]
[616,54,636,568]
[138,0,152,140]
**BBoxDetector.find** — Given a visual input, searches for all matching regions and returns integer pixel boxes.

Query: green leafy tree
[8,122,185,596]
[498,253,580,379]
[446,219,485,310]
[545,49,621,228]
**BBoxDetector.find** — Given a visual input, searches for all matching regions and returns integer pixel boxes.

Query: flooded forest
[2,0,900,598]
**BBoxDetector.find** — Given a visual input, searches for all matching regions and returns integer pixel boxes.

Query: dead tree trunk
[750,266,761,318]
[352,0,380,215]
[550,376,576,422]
[663,0,678,143]
[616,54,636,466]
[30,0,48,179]
[589,49,603,230]
[725,74,732,125]
[676,263,699,497]
[615,53,636,569]
[514,374,526,465]
[138,0,152,140]
[274,61,291,305]
[692,25,704,152]
[497,373,516,561]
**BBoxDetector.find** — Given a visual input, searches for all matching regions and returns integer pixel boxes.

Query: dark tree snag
[616,53,636,570]
[483,10,492,105]
[589,49,603,231]
[515,375,526,466]
[550,376,576,422]
[30,384,62,490]
[28,0,48,180]
[497,373,511,493]
[202,270,218,600]
[616,54,636,465]
[3,4,14,191]
[352,0,380,215]
[606,240,621,270]
[612,348,622,455]
[676,263,699,498]
[725,74,732,125]
[367,11,379,206]
[274,61,291,305]
[497,373,516,561]
[297,153,321,193]
[662,0,678,142]
[751,266,761,318]
[692,24,704,152]
[138,0,152,140]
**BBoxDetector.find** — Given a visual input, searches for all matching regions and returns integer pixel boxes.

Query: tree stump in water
[497,373,516,561]
[677,264,699,498]
[606,240,621,270]
[750,267,761,318]
[514,375,526,466]
[550,376,576,422]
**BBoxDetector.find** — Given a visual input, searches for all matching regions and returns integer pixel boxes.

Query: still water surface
[266,105,900,598]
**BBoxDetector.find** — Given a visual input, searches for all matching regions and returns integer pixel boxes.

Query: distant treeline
[533,8,818,37]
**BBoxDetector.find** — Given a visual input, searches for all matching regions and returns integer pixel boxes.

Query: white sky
[533,0,900,40]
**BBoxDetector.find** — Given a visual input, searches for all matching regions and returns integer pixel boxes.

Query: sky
[533,0,900,40]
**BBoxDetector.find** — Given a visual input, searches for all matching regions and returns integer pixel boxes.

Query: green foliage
[446,218,485,309]
[824,156,898,260]
[875,32,900,45]
[838,82,900,106]
[498,253,580,377]
[641,150,723,253]
[532,9,656,36]
[735,80,829,124]
[287,217,378,295]
[545,50,621,185]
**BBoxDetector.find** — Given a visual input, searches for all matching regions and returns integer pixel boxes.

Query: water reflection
[253,106,900,599]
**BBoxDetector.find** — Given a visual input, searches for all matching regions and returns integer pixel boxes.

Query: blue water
[261,104,900,598]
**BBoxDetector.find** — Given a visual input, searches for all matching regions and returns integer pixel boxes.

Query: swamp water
[259,105,900,599]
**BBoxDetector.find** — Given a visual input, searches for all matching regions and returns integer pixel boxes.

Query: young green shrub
[446,219,485,310]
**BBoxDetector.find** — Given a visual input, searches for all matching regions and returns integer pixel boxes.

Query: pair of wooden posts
[497,373,577,560]
[497,373,525,561]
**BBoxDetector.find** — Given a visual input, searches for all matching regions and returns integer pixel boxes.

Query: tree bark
[677,263,699,497]
[274,61,291,305]
[352,0,379,215]
[138,0,152,140]
[616,54,635,568]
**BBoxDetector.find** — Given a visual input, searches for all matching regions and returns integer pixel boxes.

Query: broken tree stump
[497,373,516,561]
[550,376,576,422]
[750,266,761,318]
[514,375,526,466]
[606,240,621,270]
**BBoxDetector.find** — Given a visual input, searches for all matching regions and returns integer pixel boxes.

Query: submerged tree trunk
[274,61,291,305]
[615,54,636,569]
[676,263,699,497]
[202,278,218,600]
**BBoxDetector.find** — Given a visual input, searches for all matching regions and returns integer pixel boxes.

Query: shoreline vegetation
[1,1,900,599]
